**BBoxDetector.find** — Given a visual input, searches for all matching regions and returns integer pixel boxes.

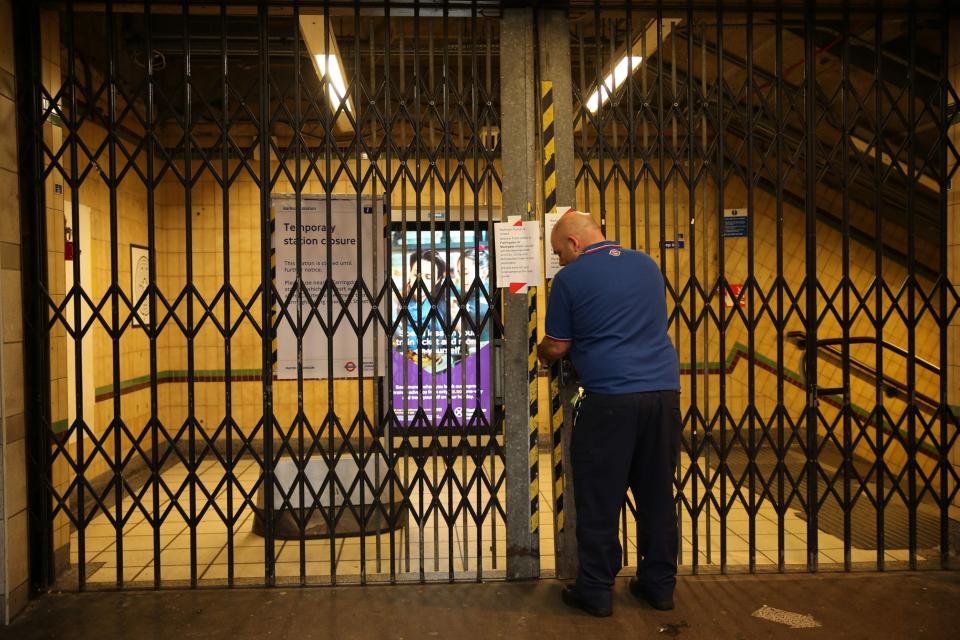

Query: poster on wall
[544,207,573,279]
[130,244,151,327]
[390,227,492,428]
[272,194,385,380]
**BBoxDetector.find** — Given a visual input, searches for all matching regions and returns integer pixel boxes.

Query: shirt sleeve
[544,276,573,341]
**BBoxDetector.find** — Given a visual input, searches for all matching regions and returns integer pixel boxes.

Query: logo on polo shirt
[609,248,621,256]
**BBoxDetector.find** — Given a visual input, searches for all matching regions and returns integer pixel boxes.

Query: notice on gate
[389,226,492,428]
[544,207,576,279]
[272,194,385,379]
[494,218,542,293]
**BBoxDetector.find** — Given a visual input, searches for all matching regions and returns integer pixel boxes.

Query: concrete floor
[3,572,958,639]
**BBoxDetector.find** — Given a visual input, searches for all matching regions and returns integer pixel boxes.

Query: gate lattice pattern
[16,1,960,592]
[23,1,507,588]
[570,4,959,572]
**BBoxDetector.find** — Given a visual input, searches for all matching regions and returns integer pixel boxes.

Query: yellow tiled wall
[63,154,502,476]
[31,14,957,570]
[948,17,960,511]
[573,158,947,484]
[0,0,28,621]
[152,161,501,442]
[37,9,70,569]
[62,138,951,519]
[58,120,154,487]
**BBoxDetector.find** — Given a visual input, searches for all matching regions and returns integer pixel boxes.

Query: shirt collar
[582,240,619,254]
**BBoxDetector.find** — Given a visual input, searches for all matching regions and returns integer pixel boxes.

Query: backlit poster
[390,228,493,428]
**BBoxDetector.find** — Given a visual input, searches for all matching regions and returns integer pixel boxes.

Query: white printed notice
[272,194,385,379]
[494,219,542,294]
[544,206,574,279]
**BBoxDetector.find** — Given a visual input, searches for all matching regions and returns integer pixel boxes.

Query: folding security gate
[18,0,507,589]
[567,2,960,572]
[15,0,960,594]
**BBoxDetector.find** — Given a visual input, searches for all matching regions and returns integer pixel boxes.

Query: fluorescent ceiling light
[585,54,644,113]
[583,18,682,115]
[300,15,353,131]
[313,53,353,114]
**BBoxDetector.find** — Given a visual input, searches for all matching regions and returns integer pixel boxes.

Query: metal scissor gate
[13,0,960,594]
[566,1,960,573]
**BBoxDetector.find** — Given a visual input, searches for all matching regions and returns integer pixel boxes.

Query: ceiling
[52,1,952,267]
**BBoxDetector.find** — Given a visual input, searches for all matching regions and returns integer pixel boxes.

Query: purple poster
[390,230,492,428]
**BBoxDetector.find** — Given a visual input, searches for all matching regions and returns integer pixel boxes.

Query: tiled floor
[65,451,923,588]
[70,454,512,586]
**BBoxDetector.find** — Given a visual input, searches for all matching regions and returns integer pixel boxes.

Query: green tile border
[70,345,947,459]
[95,369,264,396]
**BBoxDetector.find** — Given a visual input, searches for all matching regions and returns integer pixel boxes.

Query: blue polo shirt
[545,241,680,394]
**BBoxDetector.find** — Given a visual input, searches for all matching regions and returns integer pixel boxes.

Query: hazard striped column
[548,361,564,532]
[542,81,557,214]
[541,80,565,533]
[528,286,539,534]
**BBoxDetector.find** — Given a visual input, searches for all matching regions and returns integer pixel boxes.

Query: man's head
[550,210,605,266]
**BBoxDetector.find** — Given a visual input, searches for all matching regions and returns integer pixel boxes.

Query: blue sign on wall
[723,208,748,237]
[661,234,685,250]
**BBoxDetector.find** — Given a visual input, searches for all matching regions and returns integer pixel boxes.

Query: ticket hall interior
[0,0,957,622]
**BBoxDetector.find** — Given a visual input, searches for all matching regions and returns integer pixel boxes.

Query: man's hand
[537,336,571,368]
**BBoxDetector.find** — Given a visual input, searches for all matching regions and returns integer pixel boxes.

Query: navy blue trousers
[571,390,681,609]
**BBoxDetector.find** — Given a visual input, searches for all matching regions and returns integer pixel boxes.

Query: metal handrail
[786,331,940,414]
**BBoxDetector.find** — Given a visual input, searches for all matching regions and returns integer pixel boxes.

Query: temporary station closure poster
[272,194,384,380]
[390,228,492,428]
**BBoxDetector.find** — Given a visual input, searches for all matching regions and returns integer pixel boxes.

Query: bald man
[537,211,680,617]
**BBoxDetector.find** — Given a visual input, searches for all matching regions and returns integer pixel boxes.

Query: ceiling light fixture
[300,15,353,131]
[313,52,352,114]
[585,54,645,113]
[584,18,682,114]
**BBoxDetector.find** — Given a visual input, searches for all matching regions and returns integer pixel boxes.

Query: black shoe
[628,577,674,611]
[561,585,613,617]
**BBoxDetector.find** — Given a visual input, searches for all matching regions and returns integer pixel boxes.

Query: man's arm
[541,274,572,367]
[537,336,571,367]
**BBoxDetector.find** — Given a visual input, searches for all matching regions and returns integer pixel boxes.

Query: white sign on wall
[543,206,573,279]
[272,194,385,379]
[131,244,151,327]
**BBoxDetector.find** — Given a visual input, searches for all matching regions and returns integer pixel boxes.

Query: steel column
[13,0,53,595]
[500,6,539,580]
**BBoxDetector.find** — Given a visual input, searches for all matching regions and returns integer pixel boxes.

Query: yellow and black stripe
[528,285,540,534]
[541,81,557,214]
[541,80,565,533]
[549,363,564,532]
